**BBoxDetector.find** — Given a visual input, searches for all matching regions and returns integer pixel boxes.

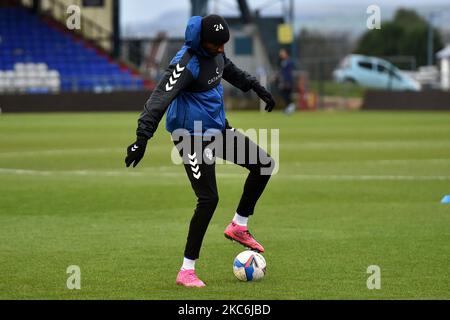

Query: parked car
[333,54,421,91]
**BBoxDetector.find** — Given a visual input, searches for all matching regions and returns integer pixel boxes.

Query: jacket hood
[184,16,209,56]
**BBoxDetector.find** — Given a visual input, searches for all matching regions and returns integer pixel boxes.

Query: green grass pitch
[0,110,449,299]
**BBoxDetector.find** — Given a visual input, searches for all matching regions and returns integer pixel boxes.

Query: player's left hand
[252,83,276,112]
[125,137,148,168]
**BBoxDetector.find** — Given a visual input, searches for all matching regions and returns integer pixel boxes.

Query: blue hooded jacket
[165,16,225,135]
[136,16,259,140]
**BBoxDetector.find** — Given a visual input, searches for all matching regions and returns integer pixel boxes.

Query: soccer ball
[233,250,266,282]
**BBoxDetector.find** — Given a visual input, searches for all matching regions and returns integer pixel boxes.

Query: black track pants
[173,128,275,260]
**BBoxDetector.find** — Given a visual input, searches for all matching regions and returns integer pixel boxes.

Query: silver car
[333,54,421,91]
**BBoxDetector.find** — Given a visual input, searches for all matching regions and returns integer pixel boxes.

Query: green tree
[355,8,443,67]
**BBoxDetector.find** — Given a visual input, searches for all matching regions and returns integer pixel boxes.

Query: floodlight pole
[191,0,209,17]
[32,0,41,13]
[290,0,296,64]
[112,0,120,59]
[427,12,435,66]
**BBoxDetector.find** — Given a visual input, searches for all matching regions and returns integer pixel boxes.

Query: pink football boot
[176,269,206,288]
[224,222,265,253]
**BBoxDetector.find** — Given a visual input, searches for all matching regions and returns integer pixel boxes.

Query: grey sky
[121,0,450,25]
[120,0,450,38]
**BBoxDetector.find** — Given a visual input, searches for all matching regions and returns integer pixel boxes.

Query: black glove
[125,137,148,168]
[252,83,276,112]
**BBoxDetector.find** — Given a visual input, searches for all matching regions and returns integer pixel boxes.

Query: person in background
[277,48,296,115]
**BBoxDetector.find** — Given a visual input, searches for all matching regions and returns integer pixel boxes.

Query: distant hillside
[122,9,189,39]
[294,3,450,38]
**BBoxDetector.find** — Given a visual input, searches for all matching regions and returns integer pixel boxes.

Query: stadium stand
[0,6,146,93]
[0,62,60,94]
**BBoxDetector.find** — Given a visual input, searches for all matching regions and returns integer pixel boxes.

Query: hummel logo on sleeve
[165,63,186,92]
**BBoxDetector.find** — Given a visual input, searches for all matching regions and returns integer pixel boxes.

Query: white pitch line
[0,145,172,157]
[0,148,123,157]
[284,174,450,181]
[281,141,450,149]
[292,159,450,166]
[0,168,183,177]
[1,168,449,181]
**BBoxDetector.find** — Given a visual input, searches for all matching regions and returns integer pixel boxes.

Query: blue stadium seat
[0,6,145,92]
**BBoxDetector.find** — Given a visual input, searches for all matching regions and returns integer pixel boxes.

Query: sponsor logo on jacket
[208,70,223,85]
